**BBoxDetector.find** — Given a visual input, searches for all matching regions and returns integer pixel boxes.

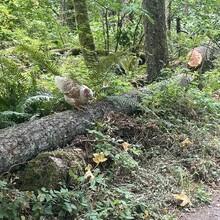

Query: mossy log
[0,95,139,175]
[0,76,193,175]
[18,149,85,191]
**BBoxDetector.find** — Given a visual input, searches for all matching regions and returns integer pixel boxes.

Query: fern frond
[0,120,16,129]
[18,44,61,75]
[20,93,54,114]
[0,111,31,128]
[0,55,29,110]
[0,55,28,83]
[92,52,125,77]
[0,56,21,74]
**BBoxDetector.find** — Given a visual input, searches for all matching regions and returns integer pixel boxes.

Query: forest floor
[1,78,219,219]
[179,188,220,220]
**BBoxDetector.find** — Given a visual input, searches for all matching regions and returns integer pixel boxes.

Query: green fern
[17,44,61,76]
[90,53,136,97]
[0,111,31,129]
[0,55,29,110]
[0,120,16,129]
[19,92,55,116]
[0,56,23,76]
[91,52,125,80]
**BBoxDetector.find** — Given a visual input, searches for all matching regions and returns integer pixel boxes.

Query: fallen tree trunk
[0,95,139,175]
[0,75,194,175]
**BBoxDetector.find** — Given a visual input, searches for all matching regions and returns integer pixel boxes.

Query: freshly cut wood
[187,46,213,69]
[187,49,203,68]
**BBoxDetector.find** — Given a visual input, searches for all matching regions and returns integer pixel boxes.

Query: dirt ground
[179,189,220,220]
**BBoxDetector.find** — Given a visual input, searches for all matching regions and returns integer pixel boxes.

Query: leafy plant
[0,55,29,111]
[0,111,31,129]
[19,92,55,116]
[17,44,61,76]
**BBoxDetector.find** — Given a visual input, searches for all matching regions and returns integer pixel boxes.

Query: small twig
[0,159,28,178]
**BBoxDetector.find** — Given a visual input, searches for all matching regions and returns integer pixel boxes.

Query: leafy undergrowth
[0,78,220,219]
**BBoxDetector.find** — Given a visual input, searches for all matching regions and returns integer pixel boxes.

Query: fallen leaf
[122,142,131,151]
[163,207,168,213]
[174,194,192,206]
[181,138,193,147]
[84,170,95,181]
[92,152,107,164]
[85,164,93,171]
[144,210,149,219]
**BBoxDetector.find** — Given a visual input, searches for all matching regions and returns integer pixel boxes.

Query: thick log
[187,46,214,70]
[18,149,85,191]
[0,75,194,175]
[0,95,138,175]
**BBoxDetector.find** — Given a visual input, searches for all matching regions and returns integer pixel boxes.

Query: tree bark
[187,46,215,72]
[0,96,138,175]
[166,0,172,31]
[176,17,181,33]
[73,0,98,67]
[0,75,194,175]
[60,0,76,31]
[142,0,168,83]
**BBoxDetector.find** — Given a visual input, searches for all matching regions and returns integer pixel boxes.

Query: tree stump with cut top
[187,46,214,72]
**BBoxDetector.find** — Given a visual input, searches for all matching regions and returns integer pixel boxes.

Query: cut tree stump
[187,46,214,71]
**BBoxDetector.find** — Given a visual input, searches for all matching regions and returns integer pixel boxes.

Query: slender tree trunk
[115,12,122,52]
[60,0,76,31]
[132,15,143,52]
[176,17,181,33]
[184,0,189,16]
[104,8,110,54]
[73,0,98,67]
[142,0,168,83]
[60,0,67,26]
[167,0,172,31]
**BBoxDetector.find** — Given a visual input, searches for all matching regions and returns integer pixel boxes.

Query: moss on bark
[18,149,85,191]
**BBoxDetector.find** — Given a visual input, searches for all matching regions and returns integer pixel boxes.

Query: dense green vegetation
[0,0,220,219]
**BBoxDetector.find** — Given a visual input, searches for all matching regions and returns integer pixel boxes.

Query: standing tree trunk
[166,0,172,31]
[60,0,76,31]
[73,0,98,67]
[176,17,181,33]
[142,0,168,83]
[184,0,189,16]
